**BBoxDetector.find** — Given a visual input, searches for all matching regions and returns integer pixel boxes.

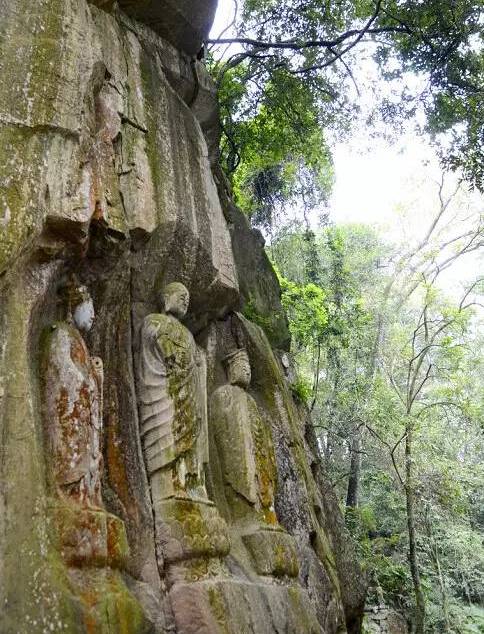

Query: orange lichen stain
[92,200,104,221]
[105,407,137,521]
[71,336,88,365]
[258,469,274,509]
[79,586,101,634]
[106,520,118,561]
[263,507,278,526]
[106,516,129,569]
[54,382,91,504]
[56,387,70,422]
[81,572,144,634]
[56,505,107,568]
[84,611,98,634]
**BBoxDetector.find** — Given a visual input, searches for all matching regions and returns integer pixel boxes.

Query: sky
[209,2,483,291]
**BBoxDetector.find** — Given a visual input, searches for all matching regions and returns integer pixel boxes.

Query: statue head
[72,286,95,333]
[224,348,251,389]
[161,282,190,319]
[59,278,95,332]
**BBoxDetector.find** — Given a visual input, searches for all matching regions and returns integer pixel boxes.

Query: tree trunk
[425,506,451,632]
[346,432,361,509]
[323,433,332,464]
[405,421,426,634]
[434,544,451,631]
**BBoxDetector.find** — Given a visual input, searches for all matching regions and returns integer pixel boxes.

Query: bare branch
[409,362,433,410]
[415,401,467,418]
[459,277,484,311]
[365,424,405,487]
[207,28,408,53]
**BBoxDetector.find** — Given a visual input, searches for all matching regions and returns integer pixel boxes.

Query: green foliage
[211,0,484,204]
[373,557,413,608]
[242,296,278,341]
[211,60,334,227]
[346,506,412,608]
[377,0,484,189]
[267,210,484,630]
[453,605,484,634]
[345,505,377,538]
[289,375,313,405]
[279,276,328,348]
[243,297,270,327]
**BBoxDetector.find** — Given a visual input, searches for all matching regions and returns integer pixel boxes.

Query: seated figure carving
[41,280,128,569]
[210,348,299,578]
[136,282,229,583]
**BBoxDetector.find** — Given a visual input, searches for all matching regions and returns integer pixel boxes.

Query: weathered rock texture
[0,1,366,632]
[363,607,408,634]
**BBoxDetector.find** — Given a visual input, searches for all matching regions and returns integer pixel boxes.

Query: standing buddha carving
[210,348,299,578]
[136,282,229,583]
[41,279,128,568]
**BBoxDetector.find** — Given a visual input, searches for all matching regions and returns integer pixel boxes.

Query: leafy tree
[382,278,481,632]
[212,61,334,227]
[209,0,484,220]
[266,181,484,632]
[277,273,329,406]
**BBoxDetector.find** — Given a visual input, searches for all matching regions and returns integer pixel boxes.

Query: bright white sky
[209,2,483,291]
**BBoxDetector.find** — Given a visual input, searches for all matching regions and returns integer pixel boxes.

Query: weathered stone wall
[0,2,365,632]
[363,607,408,634]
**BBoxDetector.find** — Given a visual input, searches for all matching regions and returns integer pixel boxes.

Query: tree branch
[365,423,405,487]
[207,28,409,52]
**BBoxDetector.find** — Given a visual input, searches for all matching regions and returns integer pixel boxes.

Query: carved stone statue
[210,348,299,578]
[137,282,209,501]
[41,280,128,569]
[136,283,229,582]
[42,283,104,508]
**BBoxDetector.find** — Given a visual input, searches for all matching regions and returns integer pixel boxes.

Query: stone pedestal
[55,504,129,569]
[169,579,321,634]
[154,497,230,584]
[242,527,299,578]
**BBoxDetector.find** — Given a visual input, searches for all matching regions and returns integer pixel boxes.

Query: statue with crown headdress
[40,277,128,569]
[136,282,229,582]
[210,348,300,579]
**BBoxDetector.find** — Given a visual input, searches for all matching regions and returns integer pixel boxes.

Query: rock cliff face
[0,1,366,632]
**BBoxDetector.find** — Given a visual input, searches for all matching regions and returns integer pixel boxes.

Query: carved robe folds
[137,311,229,580]
[211,381,299,579]
[138,312,207,498]
[41,322,128,569]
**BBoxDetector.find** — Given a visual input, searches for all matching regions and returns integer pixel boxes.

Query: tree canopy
[208,0,484,227]
[266,180,484,633]
[208,4,484,630]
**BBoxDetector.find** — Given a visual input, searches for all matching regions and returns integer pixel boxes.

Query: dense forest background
[207,1,484,632]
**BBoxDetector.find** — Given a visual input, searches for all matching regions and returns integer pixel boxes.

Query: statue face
[228,357,251,389]
[163,284,190,318]
[73,298,95,332]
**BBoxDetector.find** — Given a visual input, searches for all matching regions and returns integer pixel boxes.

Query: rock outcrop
[0,1,366,632]
[364,607,408,634]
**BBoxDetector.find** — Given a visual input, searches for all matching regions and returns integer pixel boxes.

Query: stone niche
[0,0,365,632]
